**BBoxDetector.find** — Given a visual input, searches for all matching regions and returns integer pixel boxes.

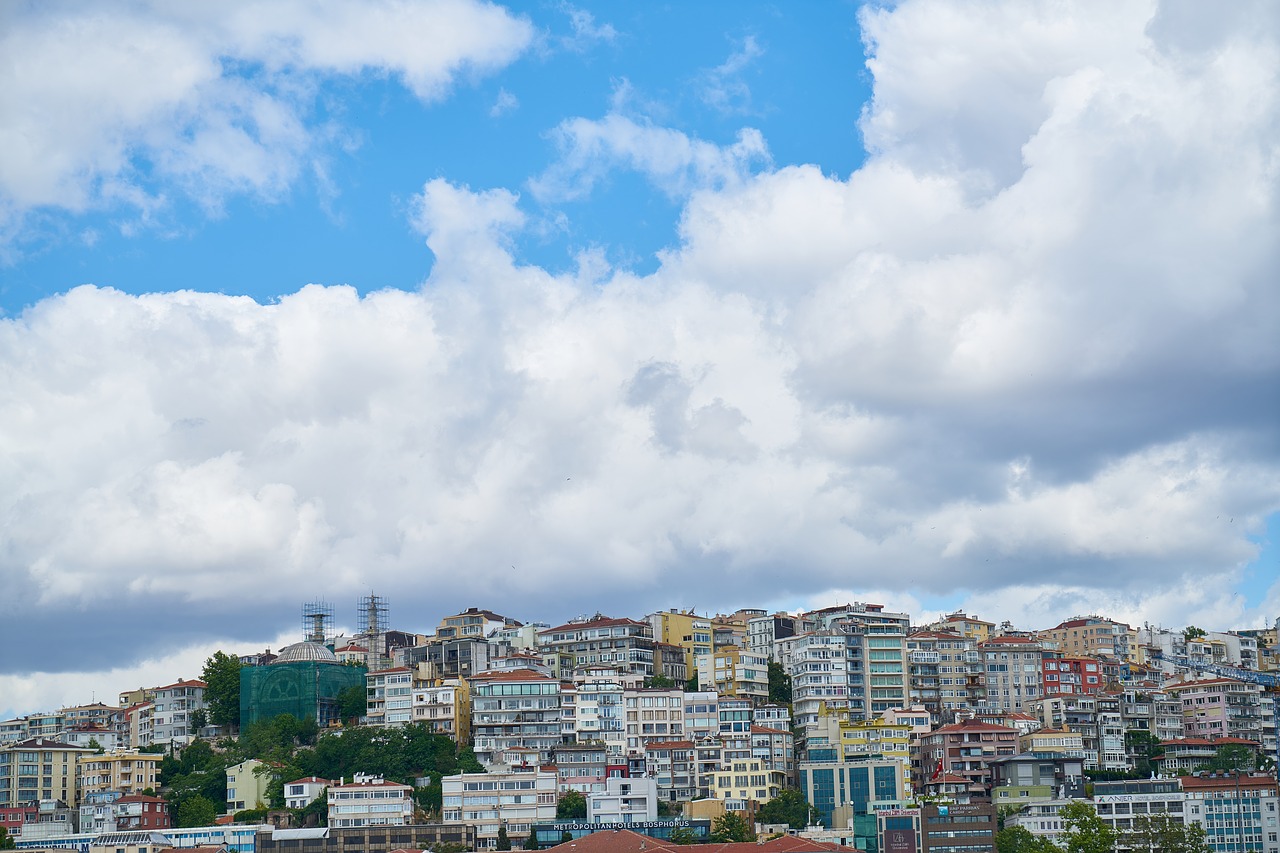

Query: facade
[1041,655,1105,696]
[586,776,658,823]
[710,757,786,805]
[113,795,171,831]
[919,802,996,853]
[441,769,557,850]
[78,751,161,800]
[255,824,476,853]
[797,758,907,830]
[1181,771,1280,853]
[919,719,1019,795]
[746,613,798,662]
[469,669,563,768]
[226,759,271,813]
[905,630,985,723]
[0,737,94,808]
[410,680,470,743]
[570,678,626,754]
[364,668,413,728]
[642,741,697,803]
[1158,736,1261,774]
[979,636,1045,713]
[148,680,207,748]
[988,753,1086,805]
[647,610,713,675]
[538,617,656,678]
[1041,616,1139,662]
[435,607,517,641]
[326,775,413,828]
[623,688,686,754]
[1093,777,1187,842]
[694,647,769,701]
[284,777,332,810]
[1165,677,1275,749]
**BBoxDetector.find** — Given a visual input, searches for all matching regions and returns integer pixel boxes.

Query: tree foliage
[668,826,698,845]
[0,826,16,850]
[1183,626,1207,642]
[522,830,541,849]
[995,826,1059,853]
[189,708,209,735]
[1195,743,1258,773]
[1059,801,1118,853]
[645,674,677,689]
[176,795,218,828]
[709,812,754,843]
[337,685,368,723]
[496,823,511,850]
[201,651,243,731]
[755,788,810,829]
[1122,814,1209,853]
[556,790,587,819]
[767,662,792,705]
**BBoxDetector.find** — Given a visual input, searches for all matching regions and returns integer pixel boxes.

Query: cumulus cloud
[0,0,534,241]
[2,0,1279,708]
[698,35,765,115]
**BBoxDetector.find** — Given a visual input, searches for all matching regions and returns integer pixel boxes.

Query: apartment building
[1041,616,1139,662]
[1164,677,1275,752]
[283,777,332,809]
[364,667,413,728]
[647,610,713,675]
[622,688,685,754]
[919,719,1019,795]
[441,769,557,850]
[586,776,658,823]
[225,759,271,812]
[746,612,798,662]
[469,669,563,768]
[641,741,697,803]
[538,616,656,678]
[411,679,471,743]
[148,679,207,747]
[1181,771,1280,853]
[435,608,519,641]
[327,774,414,828]
[695,646,769,701]
[0,737,94,808]
[905,630,985,722]
[77,751,161,799]
[711,757,786,805]
[1041,655,1105,696]
[980,636,1046,713]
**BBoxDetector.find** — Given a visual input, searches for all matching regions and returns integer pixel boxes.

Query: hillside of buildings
[3,600,1280,852]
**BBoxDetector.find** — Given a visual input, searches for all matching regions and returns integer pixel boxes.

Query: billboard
[883,828,918,853]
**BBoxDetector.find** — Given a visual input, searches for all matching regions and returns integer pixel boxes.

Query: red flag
[931,759,944,780]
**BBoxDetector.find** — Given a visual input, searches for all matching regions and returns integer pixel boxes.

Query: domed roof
[273,641,339,664]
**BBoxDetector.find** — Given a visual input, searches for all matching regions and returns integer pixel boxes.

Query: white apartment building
[327,774,414,828]
[365,668,414,728]
[148,680,206,747]
[441,769,557,850]
[587,776,658,824]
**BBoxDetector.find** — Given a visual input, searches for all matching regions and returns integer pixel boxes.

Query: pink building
[919,718,1019,795]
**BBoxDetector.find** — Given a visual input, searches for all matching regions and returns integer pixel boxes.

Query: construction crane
[1150,650,1280,770]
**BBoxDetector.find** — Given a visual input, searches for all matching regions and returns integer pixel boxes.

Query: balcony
[910,651,941,664]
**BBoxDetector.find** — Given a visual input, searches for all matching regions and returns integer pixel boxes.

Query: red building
[115,794,171,830]
[1041,655,1103,696]
[919,719,1019,795]
[1,803,37,838]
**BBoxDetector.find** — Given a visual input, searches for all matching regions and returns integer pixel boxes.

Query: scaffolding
[302,600,334,645]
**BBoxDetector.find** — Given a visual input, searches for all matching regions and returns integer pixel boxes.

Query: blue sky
[1,0,1278,717]
[2,2,869,311]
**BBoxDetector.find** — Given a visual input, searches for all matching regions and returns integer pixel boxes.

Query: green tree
[755,788,810,829]
[496,823,512,850]
[560,831,574,844]
[668,826,698,845]
[645,674,677,689]
[201,651,243,731]
[685,674,700,692]
[189,708,209,735]
[767,661,792,705]
[1059,800,1118,853]
[176,794,219,828]
[996,826,1060,853]
[522,830,541,849]
[709,812,754,843]
[1123,814,1209,853]
[1183,626,1206,642]
[336,685,367,722]
[1197,744,1258,773]
[0,826,16,850]
[556,790,587,819]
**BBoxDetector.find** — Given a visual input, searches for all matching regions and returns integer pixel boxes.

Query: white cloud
[3,1,1280,710]
[558,4,617,51]
[699,35,764,115]
[490,88,519,117]
[531,113,771,201]
[0,0,535,237]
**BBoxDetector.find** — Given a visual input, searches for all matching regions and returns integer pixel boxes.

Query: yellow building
[647,609,713,674]
[928,612,995,645]
[712,757,786,804]
[1039,616,1140,663]
[1018,728,1085,756]
[412,678,472,743]
[838,717,914,788]
[77,751,161,799]
[0,737,95,808]
[695,646,769,700]
[225,759,272,812]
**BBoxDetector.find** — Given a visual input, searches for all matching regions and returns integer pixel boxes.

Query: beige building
[1039,616,1139,663]
[412,679,471,743]
[694,646,769,700]
[647,609,713,675]
[0,737,94,808]
[711,757,786,805]
[225,759,272,812]
[78,751,162,799]
[328,774,414,828]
